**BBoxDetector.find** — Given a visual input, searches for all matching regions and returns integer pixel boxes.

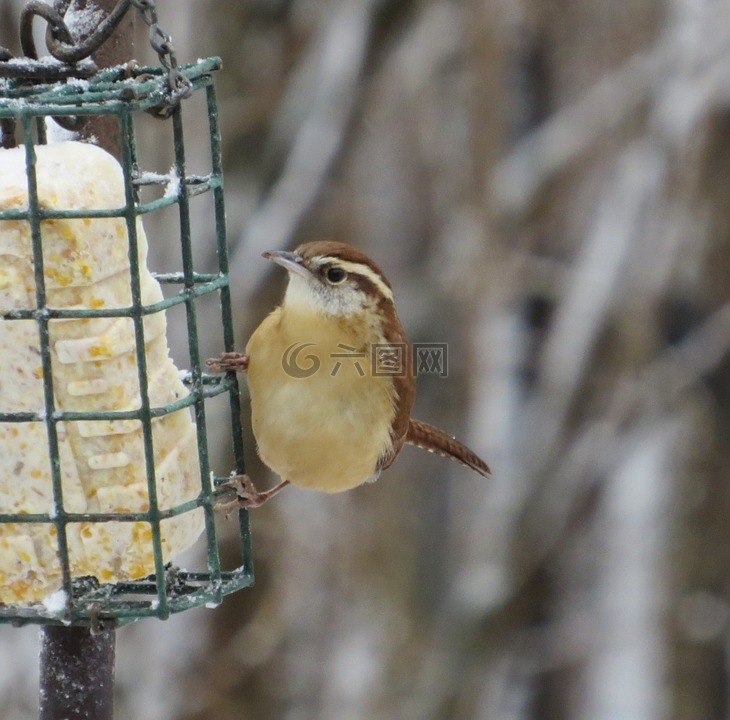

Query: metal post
[76,0,135,156]
[37,2,132,718]
[39,626,116,720]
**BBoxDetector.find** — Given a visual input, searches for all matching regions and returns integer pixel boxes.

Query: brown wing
[406,418,491,477]
[377,302,415,471]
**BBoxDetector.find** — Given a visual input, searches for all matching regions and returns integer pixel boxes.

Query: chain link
[19,0,76,60]
[129,0,192,116]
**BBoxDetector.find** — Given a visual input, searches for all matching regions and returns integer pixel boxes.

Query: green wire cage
[0,55,252,628]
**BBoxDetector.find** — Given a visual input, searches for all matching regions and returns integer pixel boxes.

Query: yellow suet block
[0,142,203,604]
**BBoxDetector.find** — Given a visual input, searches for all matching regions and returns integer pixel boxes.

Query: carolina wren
[209,241,490,507]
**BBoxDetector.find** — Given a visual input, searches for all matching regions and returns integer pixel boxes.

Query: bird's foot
[206,351,249,373]
[214,474,291,512]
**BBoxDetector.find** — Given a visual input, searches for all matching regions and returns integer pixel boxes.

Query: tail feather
[406,419,491,478]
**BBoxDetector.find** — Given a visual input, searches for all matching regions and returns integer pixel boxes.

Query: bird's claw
[206,351,249,373]
[229,474,266,508]
[214,474,273,512]
[214,474,255,513]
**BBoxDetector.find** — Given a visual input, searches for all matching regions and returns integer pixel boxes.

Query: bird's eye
[325,266,347,284]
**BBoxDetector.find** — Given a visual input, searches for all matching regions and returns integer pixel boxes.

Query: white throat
[284,273,367,317]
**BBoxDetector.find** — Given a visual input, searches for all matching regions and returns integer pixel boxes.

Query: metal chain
[129,0,192,116]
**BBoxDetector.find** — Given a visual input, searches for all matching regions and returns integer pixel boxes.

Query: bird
[207,240,490,508]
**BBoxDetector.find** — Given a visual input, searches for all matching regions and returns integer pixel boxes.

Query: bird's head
[264,241,395,317]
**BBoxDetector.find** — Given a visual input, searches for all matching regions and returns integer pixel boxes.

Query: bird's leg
[237,476,291,508]
[206,351,249,373]
[214,474,291,512]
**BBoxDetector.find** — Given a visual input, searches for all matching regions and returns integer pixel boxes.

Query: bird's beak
[262,250,311,279]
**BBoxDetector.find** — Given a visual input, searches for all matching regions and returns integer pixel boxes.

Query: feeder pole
[39,626,116,720]
[77,0,135,158]
[38,3,132,718]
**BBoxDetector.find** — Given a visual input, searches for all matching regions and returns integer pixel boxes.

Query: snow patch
[42,589,67,614]
[64,1,105,38]
[45,118,79,144]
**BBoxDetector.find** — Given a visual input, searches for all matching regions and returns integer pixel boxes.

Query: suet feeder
[0,1,251,717]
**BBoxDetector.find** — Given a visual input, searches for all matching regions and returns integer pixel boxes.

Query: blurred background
[3,0,730,718]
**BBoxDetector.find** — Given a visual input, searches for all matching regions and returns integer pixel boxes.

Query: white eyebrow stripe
[317,256,394,301]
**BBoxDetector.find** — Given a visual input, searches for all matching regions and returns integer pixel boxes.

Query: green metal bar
[0,59,221,107]
[1,275,228,321]
[0,482,231,523]
[206,82,252,573]
[0,393,200,422]
[21,112,74,607]
[152,271,221,283]
[170,103,223,605]
[118,106,169,619]
[0,569,254,626]
[0,482,228,522]
[0,62,221,117]
[0,177,218,220]
[35,115,47,145]
[0,378,231,423]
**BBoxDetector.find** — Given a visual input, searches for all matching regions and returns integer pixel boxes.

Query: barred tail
[406,419,491,478]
